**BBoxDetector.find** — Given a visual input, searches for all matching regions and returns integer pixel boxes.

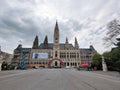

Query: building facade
[0,50,13,71]
[12,22,96,69]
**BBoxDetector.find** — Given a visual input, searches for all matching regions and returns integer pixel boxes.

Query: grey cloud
[0,0,120,54]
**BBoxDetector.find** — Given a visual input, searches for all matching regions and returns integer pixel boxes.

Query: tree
[103,42,120,71]
[104,19,120,46]
[104,19,120,71]
[7,64,15,70]
[1,61,8,70]
[91,53,102,70]
[103,51,113,70]
[111,47,120,71]
[116,38,120,47]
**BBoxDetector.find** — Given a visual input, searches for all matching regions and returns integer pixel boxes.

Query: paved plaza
[0,69,120,90]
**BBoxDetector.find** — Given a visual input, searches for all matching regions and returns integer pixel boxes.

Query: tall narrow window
[55,61,58,66]
[55,51,57,57]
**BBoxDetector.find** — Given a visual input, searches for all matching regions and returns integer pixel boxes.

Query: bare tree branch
[104,18,120,47]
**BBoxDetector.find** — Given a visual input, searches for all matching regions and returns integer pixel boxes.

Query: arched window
[67,62,69,66]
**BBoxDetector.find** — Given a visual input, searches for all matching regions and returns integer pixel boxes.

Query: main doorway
[55,61,58,67]
[48,58,64,68]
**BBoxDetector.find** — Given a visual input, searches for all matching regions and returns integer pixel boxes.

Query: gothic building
[12,21,96,69]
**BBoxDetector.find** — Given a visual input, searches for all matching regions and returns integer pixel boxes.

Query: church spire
[55,21,59,30]
[65,37,69,49]
[43,35,48,49]
[54,21,59,44]
[53,21,60,58]
[75,37,79,49]
[65,37,69,44]
[32,35,39,49]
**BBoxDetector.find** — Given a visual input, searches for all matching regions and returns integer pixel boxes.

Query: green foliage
[7,64,15,70]
[115,60,120,71]
[91,53,102,70]
[103,51,113,70]
[1,61,15,70]
[103,47,120,71]
[111,48,120,61]
[111,47,120,71]
[1,61,8,70]
[103,18,120,71]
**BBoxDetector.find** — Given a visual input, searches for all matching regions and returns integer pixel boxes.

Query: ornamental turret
[74,37,79,49]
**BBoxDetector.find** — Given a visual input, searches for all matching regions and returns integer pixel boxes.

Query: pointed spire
[32,35,39,49]
[54,21,59,34]
[75,37,79,49]
[43,35,48,49]
[55,20,58,29]
[54,21,59,44]
[90,45,96,53]
[75,37,78,44]
[65,37,69,49]
[44,35,48,44]
[90,45,95,51]
[65,37,69,44]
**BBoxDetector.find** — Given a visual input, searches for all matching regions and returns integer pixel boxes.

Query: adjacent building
[0,49,13,71]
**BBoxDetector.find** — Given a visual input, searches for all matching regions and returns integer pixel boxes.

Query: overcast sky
[0,0,120,54]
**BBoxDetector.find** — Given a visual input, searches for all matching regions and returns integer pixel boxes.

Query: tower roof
[32,35,39,49]
[54,21,59,43]
[54,21,59,32]
[65,37,69,44]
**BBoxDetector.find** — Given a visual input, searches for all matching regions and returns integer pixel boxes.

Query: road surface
[0,69,120,90]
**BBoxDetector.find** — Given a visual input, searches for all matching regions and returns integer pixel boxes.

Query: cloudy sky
[0,0,120,54]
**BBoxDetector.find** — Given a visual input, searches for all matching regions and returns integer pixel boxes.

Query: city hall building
[12,22,96,69]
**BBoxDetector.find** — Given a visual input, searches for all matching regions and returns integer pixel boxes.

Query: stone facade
[0,50,13,70]
[12,21,96,69]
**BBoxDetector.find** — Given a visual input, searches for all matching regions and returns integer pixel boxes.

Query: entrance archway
[55,61,58,66]
[48,58,64,68]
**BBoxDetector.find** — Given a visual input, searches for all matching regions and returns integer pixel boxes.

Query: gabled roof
[39,43,53,49]
[80,49,92,54]
[60,43,74,49]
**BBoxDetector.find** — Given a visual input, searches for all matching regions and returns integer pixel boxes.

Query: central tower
[53,21,60,58]
[54,21,59,44]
